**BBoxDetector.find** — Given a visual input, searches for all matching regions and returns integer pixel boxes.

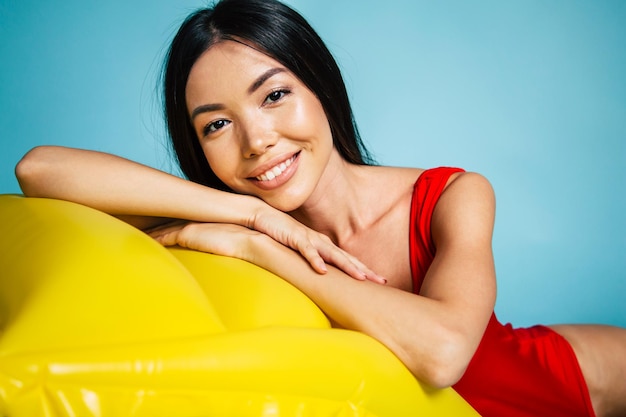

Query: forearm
[250,234,477,388]
[15,146,262,229]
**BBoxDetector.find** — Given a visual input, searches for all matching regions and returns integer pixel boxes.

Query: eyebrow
[247,67,286,94]
[190,103,225,121]
[190,67,287,122]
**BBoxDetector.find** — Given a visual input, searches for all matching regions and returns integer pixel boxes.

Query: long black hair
[162,0,374,190]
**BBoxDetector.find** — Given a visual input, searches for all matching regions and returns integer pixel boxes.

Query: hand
[148,219,386,285]
[249,208,386,284]
[147,221,264,263]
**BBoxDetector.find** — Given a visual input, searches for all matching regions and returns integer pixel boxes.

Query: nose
[239,122,277,159]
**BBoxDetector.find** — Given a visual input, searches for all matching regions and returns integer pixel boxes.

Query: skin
[15,39,626,416]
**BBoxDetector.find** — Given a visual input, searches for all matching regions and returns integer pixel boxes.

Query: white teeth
[256,155,295,182]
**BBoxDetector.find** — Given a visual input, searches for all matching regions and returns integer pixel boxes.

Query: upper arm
[420,172,497,349]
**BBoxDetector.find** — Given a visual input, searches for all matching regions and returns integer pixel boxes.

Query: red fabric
[409,167,596,417]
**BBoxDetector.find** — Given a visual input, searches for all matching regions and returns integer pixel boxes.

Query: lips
[248,151,300,190]
[255,154,296,181]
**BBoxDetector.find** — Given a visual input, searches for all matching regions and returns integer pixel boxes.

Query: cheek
[201,142,234,182]
[287,96,332,145]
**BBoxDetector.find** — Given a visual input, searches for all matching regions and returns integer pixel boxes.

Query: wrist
[245,232,278,268]
[209,191,266,228]
[245,197,276,232]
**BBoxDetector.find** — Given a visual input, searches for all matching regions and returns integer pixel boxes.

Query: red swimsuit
[409,167,596,417]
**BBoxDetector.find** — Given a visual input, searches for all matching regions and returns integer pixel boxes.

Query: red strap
[409,167,464,293]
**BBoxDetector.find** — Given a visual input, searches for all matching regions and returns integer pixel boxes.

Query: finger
[296,230,384,283]
[364,271,387,284]
[320,245,387,284]
[148,223,188,247]
[297,243,329,275]
[151,229,180,247]
[342,254,387,284]
[144,219,188,235]
[314,245,367,281]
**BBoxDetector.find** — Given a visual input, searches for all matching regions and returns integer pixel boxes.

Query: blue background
[1,1,624,327]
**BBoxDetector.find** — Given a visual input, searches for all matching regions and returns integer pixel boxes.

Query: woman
[15,0,626,416]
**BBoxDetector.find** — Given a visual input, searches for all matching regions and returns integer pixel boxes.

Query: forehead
[185,40,286,104]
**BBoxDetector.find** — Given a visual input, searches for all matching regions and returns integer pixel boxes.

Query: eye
[203,119,230,137]
[263,89,291,105]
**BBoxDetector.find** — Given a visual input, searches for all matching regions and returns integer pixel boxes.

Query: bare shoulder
[360,165,425,200]
[446,170,493,192]
[441,171,495,207]
[371,166,492,193]
[370,165,425,181]
[433,171,496,245]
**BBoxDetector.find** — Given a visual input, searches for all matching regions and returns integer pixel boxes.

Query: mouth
[253,152,299,182]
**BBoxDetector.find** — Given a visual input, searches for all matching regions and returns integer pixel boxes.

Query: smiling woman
[184,40,334,211]
[162,0,373,194]
[11,0,626,416]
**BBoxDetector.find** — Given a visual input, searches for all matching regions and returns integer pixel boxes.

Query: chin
[265,199,302,213]
[261,192,307,213]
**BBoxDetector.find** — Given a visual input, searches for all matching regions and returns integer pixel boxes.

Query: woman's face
[185,40,335,212]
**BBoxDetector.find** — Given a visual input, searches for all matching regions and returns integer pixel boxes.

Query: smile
[256,153,297,182]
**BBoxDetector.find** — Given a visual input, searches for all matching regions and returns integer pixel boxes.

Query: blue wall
[1,0,624,327]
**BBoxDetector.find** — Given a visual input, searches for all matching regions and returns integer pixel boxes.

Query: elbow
[403,331,474,389]
[15,146,56,196]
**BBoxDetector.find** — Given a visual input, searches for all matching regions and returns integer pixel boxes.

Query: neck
[289,152,378,246]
